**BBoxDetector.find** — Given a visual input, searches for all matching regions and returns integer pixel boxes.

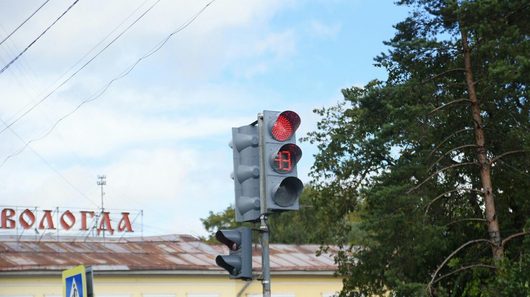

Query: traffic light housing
[215,227,253,280]
[230,124,261,222]
[261,110,303,212]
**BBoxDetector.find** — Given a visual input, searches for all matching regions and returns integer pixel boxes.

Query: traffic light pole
[259,215,271,297]
[258,113,271,297]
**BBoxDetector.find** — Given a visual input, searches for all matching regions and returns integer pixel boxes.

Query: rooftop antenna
[97,175,107,241]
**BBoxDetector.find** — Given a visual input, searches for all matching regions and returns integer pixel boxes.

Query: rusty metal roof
[0,235,337,274]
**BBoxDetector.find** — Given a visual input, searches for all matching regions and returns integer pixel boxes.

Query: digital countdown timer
[271,144,301,174]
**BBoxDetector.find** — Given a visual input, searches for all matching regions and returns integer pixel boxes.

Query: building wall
[0,274,342,297]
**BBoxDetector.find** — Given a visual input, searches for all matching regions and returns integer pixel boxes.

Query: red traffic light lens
[271,111,300,141]
[271,144,302,173]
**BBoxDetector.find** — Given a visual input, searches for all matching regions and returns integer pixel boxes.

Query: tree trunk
[460,29,504,261]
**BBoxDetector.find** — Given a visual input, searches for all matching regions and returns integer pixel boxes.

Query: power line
[0,0,161,137]
[0,0,50,47]
[0,117,99,208]
[0,0,153,146]
[0,0,80,75]
[47,0,152,93]
[0,0,216,161]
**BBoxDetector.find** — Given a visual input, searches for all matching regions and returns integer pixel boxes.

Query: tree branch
[408,162,477,194]
[501,231,530,247]
[428,128,474,159]
[427,239,495,296]
[428,144,477,172]
[444,218,487,227]
[432,264,496,284]
[422,68,466,84]
[491,150,530,164]
[429,98,471,115]
[424,188,483,216]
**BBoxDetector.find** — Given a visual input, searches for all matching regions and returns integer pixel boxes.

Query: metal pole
[260,215,271,296]
[258,113,271,297]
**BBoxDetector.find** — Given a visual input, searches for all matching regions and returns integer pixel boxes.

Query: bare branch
[429,98,471,115]
[427,239,494,296]
[428,128,474,159]
[428,144,477,172]
[424,188,483,216]
[444,218,487,227]
[491,150,530,164]
[432,264,496,284]
[422,68,466,84]
[501,231,530,247]
[408,162,477,194]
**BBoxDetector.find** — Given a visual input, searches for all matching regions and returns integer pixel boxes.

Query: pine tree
[305,1,530,296]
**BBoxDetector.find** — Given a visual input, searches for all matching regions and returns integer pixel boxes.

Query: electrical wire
[0,0,50,47]
[0,0,80,75]
[0,0,161,136]
[0,0,217,166]
[46,0,152,93]
[0,117,99,207]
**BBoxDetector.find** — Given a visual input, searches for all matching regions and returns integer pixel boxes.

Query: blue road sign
[62,265,87,297]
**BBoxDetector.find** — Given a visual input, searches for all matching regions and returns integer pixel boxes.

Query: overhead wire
[0,23,45,101]
[0,0,217,166]
[0,0,158,167]
[0,117,99,207]
[0,0,80,75]
[0,0,50,47]
[0,0,161,136]
[46,0,152,93]
[1,0,153,170]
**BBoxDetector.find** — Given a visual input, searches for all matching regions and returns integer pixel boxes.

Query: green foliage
[200,205,241,243]
[200,186,335,244]
[305,0,530,296]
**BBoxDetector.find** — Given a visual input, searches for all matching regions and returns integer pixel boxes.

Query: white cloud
[0,0,299,238]
[0,0,395,238]
[309,20,341,39]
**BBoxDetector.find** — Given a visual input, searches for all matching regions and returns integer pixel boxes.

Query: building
[0,234,342,297]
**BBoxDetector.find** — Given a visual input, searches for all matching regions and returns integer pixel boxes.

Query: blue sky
[0,0,408,237]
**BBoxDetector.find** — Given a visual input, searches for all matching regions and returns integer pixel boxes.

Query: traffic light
[230,124,261,222]
[215,227,253,280]
[261,110,303,212]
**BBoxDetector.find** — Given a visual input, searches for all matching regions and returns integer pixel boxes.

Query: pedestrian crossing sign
[62,265,88,297]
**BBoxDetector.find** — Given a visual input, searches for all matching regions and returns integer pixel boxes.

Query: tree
[304,0,530,296]
[201,186,335,244]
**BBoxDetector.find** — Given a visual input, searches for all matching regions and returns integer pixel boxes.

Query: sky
[0,0,408,238]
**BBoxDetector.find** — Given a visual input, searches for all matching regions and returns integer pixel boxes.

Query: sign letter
[39,210,56,230]
[60,210,76,230]
[97,212,114,235]
[1,208,16,229]
[19,209,36,229]
[80,211,95,231]
[118,212,133,232]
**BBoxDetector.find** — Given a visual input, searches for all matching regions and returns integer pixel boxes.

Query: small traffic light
[261,110,303,212]
[230,124,261,222]
[215,227,253,280]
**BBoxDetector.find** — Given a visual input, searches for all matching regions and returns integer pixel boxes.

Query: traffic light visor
[271,111,300,141]
[215,230,239,251]
[216,255,241,275]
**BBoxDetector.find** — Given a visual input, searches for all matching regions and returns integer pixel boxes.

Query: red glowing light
[271,111,300,141]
